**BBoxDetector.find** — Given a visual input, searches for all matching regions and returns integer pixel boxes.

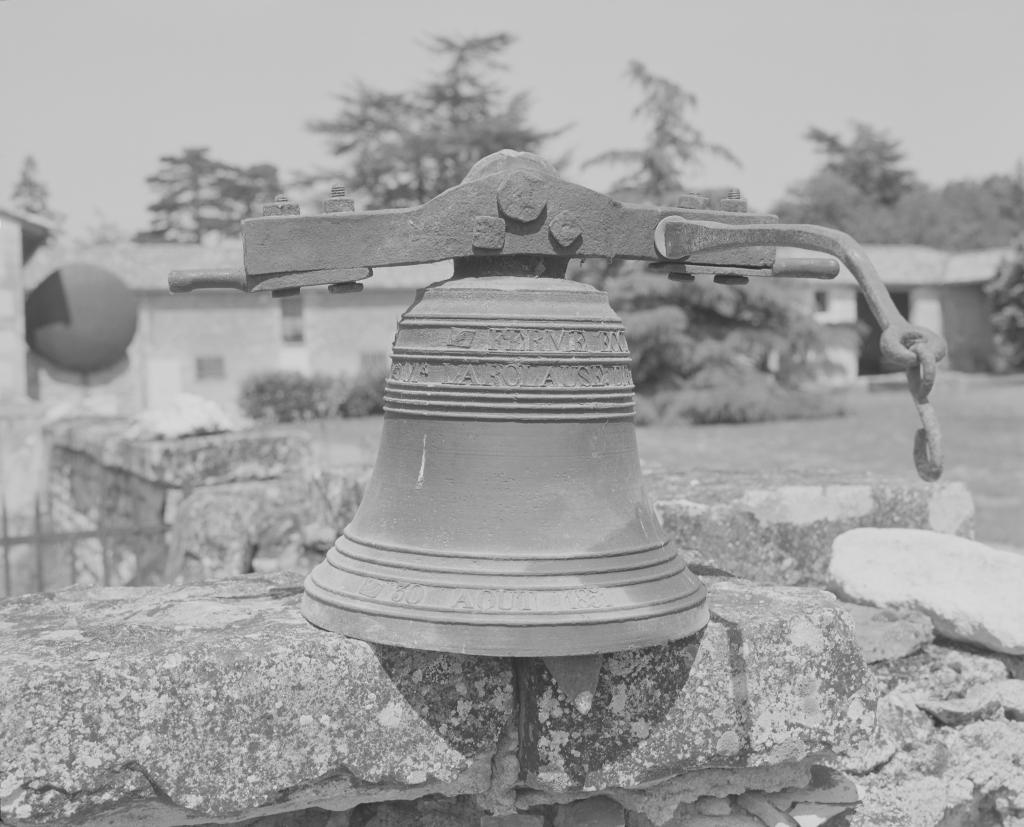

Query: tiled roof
[778,244,1009,287]
[22,240,451,293]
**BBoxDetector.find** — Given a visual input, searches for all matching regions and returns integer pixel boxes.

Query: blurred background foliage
[14,31,1020,423]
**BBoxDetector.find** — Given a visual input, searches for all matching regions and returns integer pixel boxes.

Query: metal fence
[0,494,167,598]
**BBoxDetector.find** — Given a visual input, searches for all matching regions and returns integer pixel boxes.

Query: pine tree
[10,156,54,218]
[307,33,564,208]
[583,61,738,204]
[137,148,280,243]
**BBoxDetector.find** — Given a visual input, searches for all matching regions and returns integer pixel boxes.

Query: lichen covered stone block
[0,573,514,825]
[47,417,312,488]
[647,468,974,587]
[519,578,876,794]
[168,478,325,581]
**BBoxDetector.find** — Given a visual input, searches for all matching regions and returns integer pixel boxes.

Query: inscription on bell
[445,326,628,354]
[353,577,613,613]
[390,360,632,389]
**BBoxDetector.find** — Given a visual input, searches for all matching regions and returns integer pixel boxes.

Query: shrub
[633,394,659,426]
[239,371,336,423]
[607,265,840,395]
[658,374,846,425]
[339,366,387,417]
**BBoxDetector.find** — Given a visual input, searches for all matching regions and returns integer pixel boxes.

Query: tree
[775,125,1023,250]
[307,33,563,208]
[583,61,738,204]
[10,155,55,219]
[988,235,1024,371]
[137,148,281,243]
[571,63,832,413]
[804,122,916,206]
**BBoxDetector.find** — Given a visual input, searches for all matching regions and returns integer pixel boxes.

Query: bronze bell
[302,272,709,655]
[169,149,948,658]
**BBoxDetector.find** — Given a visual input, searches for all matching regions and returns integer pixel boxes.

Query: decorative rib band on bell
[302,274,709,657]
[383,276,636,421]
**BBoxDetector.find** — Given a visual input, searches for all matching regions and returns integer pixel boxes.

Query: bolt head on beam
[496,170,548,223]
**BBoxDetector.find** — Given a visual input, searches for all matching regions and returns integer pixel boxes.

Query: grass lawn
[280,379,1024,547]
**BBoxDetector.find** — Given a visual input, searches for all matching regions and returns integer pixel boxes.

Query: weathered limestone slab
[168,478,324,582]
[0,574,874,826]
[647,469,975,587]
[166,465,374,584]
[519,578,875,795]
[0,574,514,826]
[47,417,311,488]
[830,528,1024,655]
[839,602,933,663]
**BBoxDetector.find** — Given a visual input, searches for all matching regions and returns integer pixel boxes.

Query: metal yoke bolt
[262,194,300,217]
[676,192,711,209]
[719,188,748,213]
[324,184,356,214]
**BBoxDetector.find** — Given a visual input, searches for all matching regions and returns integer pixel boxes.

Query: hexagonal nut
[676,193,711,209]
[548,210,582,247]
[497,170,548,223]
[718,197,748,213]
[472,215,506,250]
[323,196,355,214]
[261,200,300,217]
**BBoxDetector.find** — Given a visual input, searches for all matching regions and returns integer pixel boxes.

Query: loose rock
[839,602,933,663]
[829,528,1024,655]
[917,695,1003,726]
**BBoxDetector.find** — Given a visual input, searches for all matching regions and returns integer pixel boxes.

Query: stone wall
[0,573,873,827]
[4,419,1019,825]
[38,414,978,600]
[43,417,314,592]
[164,461,976,596]
[646,468,975,587]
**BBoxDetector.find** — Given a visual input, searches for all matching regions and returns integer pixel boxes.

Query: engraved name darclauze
[390,361,632,389]
[446,326,628,354]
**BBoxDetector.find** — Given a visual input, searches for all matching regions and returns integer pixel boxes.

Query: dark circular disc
[25,263,138,373]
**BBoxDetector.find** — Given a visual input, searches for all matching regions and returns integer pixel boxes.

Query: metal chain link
[879,326,944,481]
[906,341,943,481]
[653,216,949,481]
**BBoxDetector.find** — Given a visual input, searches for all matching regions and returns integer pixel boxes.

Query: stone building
[786,244,1007,379]
[19,240,1009,412]
[0,205,52,400]
[0,205,53,512]
[23,240,446,415]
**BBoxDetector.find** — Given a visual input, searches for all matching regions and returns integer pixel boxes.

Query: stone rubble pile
[825,527,1024,826]
[829,527,1024,655]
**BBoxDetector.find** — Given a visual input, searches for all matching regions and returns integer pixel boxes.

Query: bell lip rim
[298,592,711,658]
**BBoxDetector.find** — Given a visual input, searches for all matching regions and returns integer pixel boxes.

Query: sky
[1,0,1022,239]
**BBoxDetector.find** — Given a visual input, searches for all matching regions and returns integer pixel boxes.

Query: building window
[814,291,829,313]
[281,295,304,344]
[195,356,225,381]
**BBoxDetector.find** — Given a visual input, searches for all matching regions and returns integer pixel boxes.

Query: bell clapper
[542,654,605,714]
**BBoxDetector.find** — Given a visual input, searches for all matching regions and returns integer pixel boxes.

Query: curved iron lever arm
[655,216,947,481]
